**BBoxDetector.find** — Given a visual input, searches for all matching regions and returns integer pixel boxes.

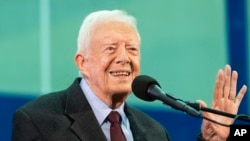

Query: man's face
[82,21,140,97]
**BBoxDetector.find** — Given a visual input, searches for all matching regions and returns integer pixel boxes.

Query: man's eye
[127,47,139,55]
[129,47,137,51]
[107,47,114,50]
[127,46,138,52]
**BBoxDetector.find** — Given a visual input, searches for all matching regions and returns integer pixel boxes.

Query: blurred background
[0,0,249,140]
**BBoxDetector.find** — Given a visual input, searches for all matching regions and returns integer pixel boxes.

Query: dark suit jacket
[12,78,171,141]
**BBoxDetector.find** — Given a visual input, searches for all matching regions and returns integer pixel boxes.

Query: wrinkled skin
[75,21,140,109]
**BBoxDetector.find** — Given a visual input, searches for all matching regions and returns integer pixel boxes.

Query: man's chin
[111,89,131,96]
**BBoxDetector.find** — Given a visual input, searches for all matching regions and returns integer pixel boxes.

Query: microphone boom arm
[186,102,250,123]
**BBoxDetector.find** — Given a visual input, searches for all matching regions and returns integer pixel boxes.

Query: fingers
[235,85,247,104]
[213,64,247,104]
[223,65,231,99]
[228,71,238,100]
[213,69,224,100]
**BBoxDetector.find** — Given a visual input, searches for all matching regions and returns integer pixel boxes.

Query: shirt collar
[79,78,127,126]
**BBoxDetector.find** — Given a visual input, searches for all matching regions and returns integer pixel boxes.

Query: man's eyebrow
[127,43,139,46]
[103,42,117,45]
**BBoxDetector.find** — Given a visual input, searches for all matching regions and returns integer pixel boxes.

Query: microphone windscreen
[131,75,160,101]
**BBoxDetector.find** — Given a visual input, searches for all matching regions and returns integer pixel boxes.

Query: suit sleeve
[12,109,42,141]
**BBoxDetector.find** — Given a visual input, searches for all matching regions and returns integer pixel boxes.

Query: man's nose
[116,46,130,64]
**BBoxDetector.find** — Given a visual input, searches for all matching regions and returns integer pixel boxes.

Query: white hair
[76,9,141,54]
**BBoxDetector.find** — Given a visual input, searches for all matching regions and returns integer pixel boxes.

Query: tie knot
[107,111,121,123]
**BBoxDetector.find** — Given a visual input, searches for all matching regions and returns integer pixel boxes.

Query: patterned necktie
[107,111,126,141]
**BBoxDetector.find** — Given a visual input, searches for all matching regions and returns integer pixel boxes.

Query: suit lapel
[125,105,147,141]
[64,78,107,141]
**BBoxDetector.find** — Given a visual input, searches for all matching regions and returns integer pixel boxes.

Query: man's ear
[74,53,87,74]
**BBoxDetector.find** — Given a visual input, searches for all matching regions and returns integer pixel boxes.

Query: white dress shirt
[80,78,134,141]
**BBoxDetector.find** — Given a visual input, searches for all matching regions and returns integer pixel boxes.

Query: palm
[199,65,247,141]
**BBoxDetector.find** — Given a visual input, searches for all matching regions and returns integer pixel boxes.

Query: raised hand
[198,65,247,141]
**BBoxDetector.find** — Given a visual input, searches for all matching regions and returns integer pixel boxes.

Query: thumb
[196,100,209,117]
[196,99,208,108]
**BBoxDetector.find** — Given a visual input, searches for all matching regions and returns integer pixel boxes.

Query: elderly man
[12,10,247,141]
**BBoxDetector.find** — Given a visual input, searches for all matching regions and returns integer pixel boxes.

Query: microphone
[132,75,201,117]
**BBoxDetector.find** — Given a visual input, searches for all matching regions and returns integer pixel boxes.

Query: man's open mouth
[110,71,131,76]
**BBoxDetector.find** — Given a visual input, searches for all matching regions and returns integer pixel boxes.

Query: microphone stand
[186,102,250,123]
[163,93,250,123]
